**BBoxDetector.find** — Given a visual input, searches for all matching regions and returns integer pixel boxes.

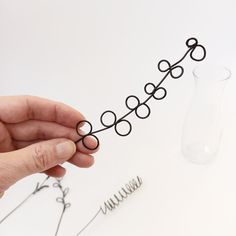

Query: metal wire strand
[53,178,71,236]
[76,176,143,236]
[0,176,50,225]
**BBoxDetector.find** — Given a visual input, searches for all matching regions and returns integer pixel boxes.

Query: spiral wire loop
[76,176,143,236]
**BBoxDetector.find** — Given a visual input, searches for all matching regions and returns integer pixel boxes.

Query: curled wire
[75,37,206,150]
[100,176,143,214]
[76,176,143,236]
[0,176,50,225]
[53,178,71,236]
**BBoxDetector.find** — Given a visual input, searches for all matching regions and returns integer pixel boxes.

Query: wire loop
[75,37,206,150]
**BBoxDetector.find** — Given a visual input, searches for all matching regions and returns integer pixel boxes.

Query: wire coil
[76,176,143,236]
[100,176,143,214]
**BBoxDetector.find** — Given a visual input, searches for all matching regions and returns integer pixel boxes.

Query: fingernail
[56,141,76,159]
[84,136,99,150]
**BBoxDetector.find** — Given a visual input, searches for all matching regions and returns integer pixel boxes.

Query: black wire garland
[76,176,143,236]
[75,37,206,150]
[0,37,207,236]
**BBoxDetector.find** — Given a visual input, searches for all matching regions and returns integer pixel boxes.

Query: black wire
[75,37,206,150]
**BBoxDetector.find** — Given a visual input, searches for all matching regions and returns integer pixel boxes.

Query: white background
[0,0,236,236]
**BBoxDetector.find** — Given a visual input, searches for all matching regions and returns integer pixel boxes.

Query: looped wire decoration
[75,37,206,150]
[53,178,71,236]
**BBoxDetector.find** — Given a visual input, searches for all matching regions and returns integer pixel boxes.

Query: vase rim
[193,64,231,82]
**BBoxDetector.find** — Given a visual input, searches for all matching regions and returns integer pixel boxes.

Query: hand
[0,96,98,197]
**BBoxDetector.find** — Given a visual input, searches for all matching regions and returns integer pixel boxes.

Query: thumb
[0,138,76,192]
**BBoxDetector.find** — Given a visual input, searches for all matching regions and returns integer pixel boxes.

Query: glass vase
[182,64,231,164]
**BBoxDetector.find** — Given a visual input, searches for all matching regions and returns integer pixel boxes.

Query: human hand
[0,96,98,197]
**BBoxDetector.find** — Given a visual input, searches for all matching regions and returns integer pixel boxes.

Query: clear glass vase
[182,64,231,164]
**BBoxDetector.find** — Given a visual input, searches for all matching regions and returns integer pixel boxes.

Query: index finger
[0,95,85,128]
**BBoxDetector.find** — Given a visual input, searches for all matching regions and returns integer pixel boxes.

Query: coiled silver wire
[77,176,143,236]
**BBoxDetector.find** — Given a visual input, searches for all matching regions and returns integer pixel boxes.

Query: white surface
[0,0,236,236]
